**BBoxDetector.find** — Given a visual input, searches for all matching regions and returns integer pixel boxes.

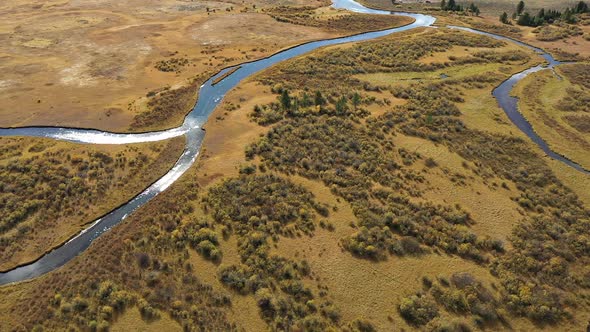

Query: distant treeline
[500,1,589,26]
[440,0,481,16]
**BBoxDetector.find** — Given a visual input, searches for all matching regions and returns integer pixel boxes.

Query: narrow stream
[0,0,586,286]
[450,26,589,174]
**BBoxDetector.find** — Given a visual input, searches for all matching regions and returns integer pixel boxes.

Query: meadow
[2,25,589,331]
[362,0,590,61]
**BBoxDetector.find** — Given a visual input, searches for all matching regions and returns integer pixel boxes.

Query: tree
[500,12,509,24]
[537,8,545,20]
[575,1,589,13]
[314,91,326,107]
[280,90,291,110]
[562,7,576,23]
[301,92,312,107]
[468,3,480,16]
[447,0,456,10]
[516,0,525,15]
[440,0,446,10]
[517,11,532,26]
[335,96,348,115]
[352,92,361,110]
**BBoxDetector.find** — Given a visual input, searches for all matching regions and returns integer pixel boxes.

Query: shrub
[399,295,439,325]
[425,157,438,168]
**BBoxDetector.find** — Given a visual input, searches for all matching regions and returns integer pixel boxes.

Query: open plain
[0,0,589,331]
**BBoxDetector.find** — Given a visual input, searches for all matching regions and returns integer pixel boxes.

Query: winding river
[0,0,586,286]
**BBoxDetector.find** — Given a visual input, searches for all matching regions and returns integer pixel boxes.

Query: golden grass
[355,33,542,140]
[395,134,521,245]
[271,175,499,331]
[1,18,588,331]
[189,243,268,332]
[110,307,183,332]
[357,62,504,83]
[0,0,413,132]
[547,157,590,208]
[196,81,273,188]
[154,26,589,331]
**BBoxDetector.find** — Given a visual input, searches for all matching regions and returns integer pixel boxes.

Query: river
[0,0,585,286]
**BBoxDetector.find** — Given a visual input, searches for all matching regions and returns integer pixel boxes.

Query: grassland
[2,25,589,332]
[0,136,184,271]
[0,0,412,132]
[512,63,590,170]
[361,0,590,61]
[363,0,579,16]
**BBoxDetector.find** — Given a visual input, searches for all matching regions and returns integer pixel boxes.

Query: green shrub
[399,294,439,326]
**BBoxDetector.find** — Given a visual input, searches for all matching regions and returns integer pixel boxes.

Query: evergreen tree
[575,1,589,13]
[516,0,525,15]
[500,12,509,24]
[301,92,312,107]
[562,7,576,23]
[335,96,348,115]
[280,90,291,110]
[314,91,326,107]
[517,11,531,25]
[447,0,456,10]
[440,0,446,10]
[468,3,480,15]
[534,8,545,25]
[352,93,361,110]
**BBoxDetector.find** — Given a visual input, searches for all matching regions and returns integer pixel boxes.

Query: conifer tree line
[499,1,589,26]
[440,0,481,16]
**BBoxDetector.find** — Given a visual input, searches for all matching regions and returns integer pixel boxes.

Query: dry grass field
[2,26,588,331]
[0,0,411,132]
[1,1,590,332]
[0,136,184,271]
[362,0,590,60]
[363,0,578,15]
[199,26,590,331]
